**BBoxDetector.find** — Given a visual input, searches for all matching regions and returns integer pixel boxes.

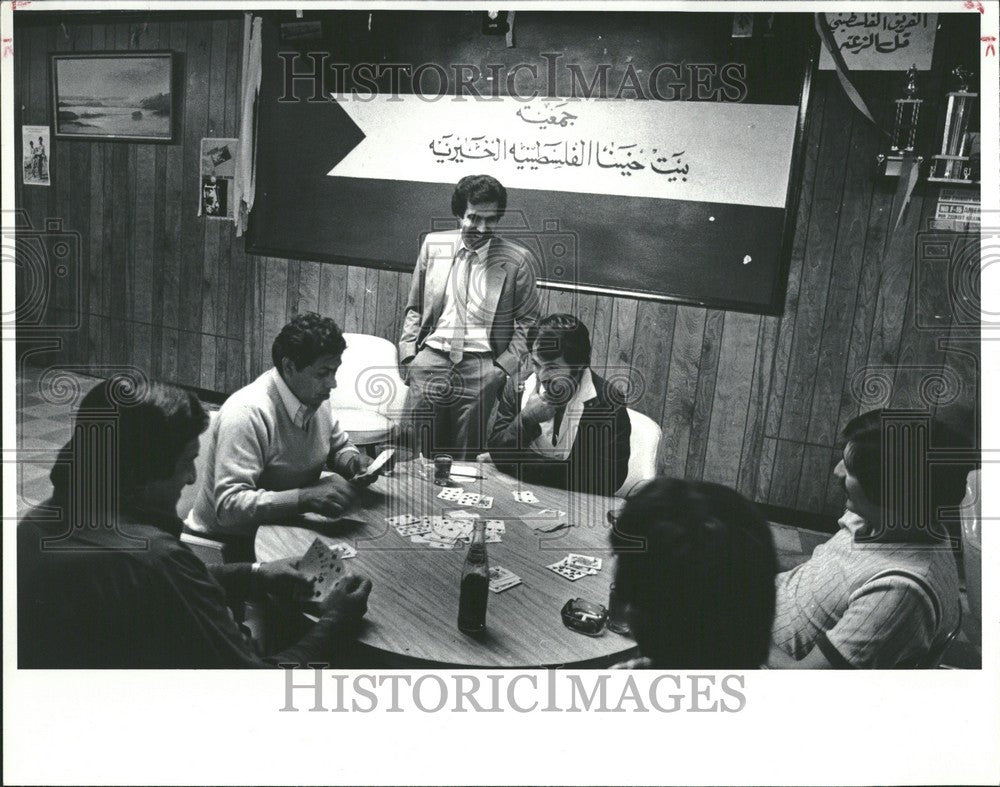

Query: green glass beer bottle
[458,521,489,633]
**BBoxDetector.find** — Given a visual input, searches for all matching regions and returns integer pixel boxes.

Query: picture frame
[50,51,176,142]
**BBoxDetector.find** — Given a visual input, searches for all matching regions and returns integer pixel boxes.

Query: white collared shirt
[269,368,358,463]
[522,368,598,460]
[271,367,317,429]
[424,238,493,355]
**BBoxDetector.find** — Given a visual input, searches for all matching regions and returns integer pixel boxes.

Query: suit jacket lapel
[424,234,461,321]
[481,241,507,328]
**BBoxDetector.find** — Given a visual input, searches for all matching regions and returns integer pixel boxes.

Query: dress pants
[403,347,507,461]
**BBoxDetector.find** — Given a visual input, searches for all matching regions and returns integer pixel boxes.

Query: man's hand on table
[319,574,373,622]
[300,474,358,517]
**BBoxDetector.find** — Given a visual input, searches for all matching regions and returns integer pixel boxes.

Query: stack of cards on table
[295,537,353,603]
[459,520,505,544]
[547,553,603,581]
[385,514,505,549]
[437,487,494,509]
[488,566,522,593]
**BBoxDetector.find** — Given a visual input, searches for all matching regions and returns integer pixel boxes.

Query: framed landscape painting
[51,51,176,142]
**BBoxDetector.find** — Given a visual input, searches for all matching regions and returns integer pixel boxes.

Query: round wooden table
[255,461,637,668]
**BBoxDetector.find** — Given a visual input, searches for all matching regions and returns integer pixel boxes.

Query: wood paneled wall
[15,15,978,520]
[15,15,249,395]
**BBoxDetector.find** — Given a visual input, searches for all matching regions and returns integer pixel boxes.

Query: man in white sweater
[187,314,379,545]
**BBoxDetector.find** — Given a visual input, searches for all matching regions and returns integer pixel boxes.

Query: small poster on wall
[22,125,51,186]
[818,13,937,71]
[199,137,239,220]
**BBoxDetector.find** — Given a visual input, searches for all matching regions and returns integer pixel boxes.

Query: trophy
[876,66,923,177]
[929,66,979,182]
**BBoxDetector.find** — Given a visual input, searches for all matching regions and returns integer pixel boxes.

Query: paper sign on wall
[819,13,937,71]
[199,137,239,219]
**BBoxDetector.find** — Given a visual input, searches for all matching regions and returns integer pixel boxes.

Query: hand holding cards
[295,538,350,604]
[351,448,394,483]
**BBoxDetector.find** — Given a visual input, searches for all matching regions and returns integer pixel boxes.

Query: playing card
[458,492,482,507]
[472,495,494,510]
[447,510,480,520]
[437,487,463,501]
[296,538,348,599]
[524,519,570,533]
[328,543,358,559]
[488,566,522,593]
[546,559,588,581]
[485,519,506,533]
[433,518,469,540]
[460,531,502,544]
[449,463,484,479]
[566,553,602,572]
[386,514,419,528]
[536,509,567,518]
[514,490,538,503]
[396,521,432,538]
[352,448,394,480]
[423,532,460,549]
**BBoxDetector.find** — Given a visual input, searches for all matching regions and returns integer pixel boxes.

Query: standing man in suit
[399,175,540,460]
[487,313,631,496]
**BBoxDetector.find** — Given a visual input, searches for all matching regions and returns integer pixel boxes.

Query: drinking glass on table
[434,454,453,485]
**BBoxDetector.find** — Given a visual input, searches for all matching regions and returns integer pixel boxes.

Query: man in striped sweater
[768,410,970,669]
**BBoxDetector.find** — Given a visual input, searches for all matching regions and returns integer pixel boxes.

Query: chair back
[617,408,661,497]
[915,604,963,669]
[329,333,408,419]
[961,468,982,644]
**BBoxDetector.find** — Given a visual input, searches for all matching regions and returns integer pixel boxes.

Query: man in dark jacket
[18,377,371,669]
[487,313,631,496]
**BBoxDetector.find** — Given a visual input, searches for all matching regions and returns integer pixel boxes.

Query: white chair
[617,407,661,497]
[960,468,982,645]
[329,332,408,446]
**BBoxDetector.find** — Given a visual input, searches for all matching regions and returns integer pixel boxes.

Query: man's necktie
[552,406,566,445]
[449,248,472,364]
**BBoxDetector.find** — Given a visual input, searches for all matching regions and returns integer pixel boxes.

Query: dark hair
[451,175,507,219]
[611,478,777,669]
[528,313,591,369]
[271,312,347,372]
[843,409,972,542]
[51,377,209,497]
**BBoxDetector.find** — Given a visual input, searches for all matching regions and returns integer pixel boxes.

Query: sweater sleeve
[822,575,939,668]
[211,403,301,534]
[488,375,542,454]
[327,418,361,477]
[165,548,361,668]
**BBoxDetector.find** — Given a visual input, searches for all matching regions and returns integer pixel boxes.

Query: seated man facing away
[187,313,381,546]
[610,478,778,669]
[18,379,372,668]
[487,313,631,496]
[769,410,969,669]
